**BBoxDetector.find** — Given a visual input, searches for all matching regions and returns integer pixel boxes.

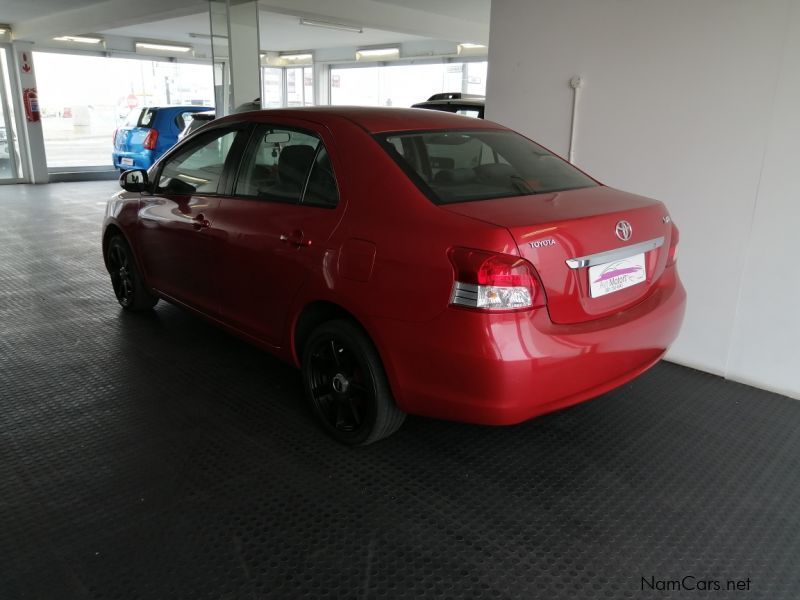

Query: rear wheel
[106,234,158,311]
[302,320,405,445]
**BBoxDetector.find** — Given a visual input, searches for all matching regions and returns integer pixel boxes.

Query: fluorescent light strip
[459,43,486,49]
[355,47,400,60]
[53,35,103,44]
[280,52,313,61]
[136,42,192,53]
[299,18,363,34]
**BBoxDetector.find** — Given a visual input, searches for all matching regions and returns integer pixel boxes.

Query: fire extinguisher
[23,88,40,123]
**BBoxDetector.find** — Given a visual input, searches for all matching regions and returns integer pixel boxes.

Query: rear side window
[235,127,320,203]
[378,130,597,204]
[175,110,194,131]
[303,147,339,208]
[157,129,238,195]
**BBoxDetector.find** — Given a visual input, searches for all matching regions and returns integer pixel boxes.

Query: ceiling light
[0,26,9,36]
[53,35,103,44]
[299,18,363,34]
[136,42,193,53]
[355,47,400,61]
[457,43,488,56]
[280,52,313,62]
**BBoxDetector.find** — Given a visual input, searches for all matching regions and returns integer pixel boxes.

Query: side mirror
[119,169,149,193]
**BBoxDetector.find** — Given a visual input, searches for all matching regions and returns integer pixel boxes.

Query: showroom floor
[1,181,799,599]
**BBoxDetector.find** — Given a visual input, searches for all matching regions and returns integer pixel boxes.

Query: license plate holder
[120,157,134,166]
[589,252,646,298]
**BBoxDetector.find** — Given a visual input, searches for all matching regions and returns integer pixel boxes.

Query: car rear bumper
[373,266,686,425]
[112,150,153,171]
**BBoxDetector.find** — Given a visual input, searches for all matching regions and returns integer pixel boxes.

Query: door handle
[192,213,210,230]
[280,230,312,247]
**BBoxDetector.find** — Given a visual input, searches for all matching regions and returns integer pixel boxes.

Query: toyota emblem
[615,220,633,241]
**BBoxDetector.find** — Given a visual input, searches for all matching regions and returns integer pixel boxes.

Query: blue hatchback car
[112,105,212,171]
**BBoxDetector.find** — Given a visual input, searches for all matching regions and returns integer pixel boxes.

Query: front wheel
[302,320,405,445]
[106,234,158,311]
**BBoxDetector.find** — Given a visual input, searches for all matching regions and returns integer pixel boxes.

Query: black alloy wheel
[302,320,405,445]
[106,235,158,311]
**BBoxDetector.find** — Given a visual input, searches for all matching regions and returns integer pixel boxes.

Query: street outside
[42,107,123,168]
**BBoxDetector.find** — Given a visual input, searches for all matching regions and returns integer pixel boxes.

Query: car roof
[216,106,504,134]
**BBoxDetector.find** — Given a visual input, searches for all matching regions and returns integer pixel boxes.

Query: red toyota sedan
[103,107,685,444]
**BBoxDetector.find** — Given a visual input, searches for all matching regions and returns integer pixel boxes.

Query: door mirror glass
[119,168,148,192]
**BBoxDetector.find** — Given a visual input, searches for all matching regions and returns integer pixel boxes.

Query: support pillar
[11,42,48,183]
[209,0,261,116]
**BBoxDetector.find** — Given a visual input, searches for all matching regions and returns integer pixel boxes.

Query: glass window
[303,147,339,208]
[157,129,238,195]
[379,130,597,204]
[34,52,214,169]
[261,67,283,108]
[235,127,319,203]
[331,61,488,108]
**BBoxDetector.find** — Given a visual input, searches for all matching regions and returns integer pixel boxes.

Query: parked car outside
[412,92,485,118]
[112,105,212,171]
[103,107,685,444]
[178,110,215,140]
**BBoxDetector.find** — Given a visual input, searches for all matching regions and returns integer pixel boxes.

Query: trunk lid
[441,186,675,324]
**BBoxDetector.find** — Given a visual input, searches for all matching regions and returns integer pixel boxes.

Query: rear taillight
[143,128,158,150]
[448,247,543,311]
[667,223,679,266]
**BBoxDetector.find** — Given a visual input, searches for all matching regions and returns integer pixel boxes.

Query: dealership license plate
[120,158,134,166]
[589,252,646,298]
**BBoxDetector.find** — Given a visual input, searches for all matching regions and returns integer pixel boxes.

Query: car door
[213,121,344,346]
[136,124,247,316]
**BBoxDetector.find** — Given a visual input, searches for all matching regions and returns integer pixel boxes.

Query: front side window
[157,129,238,195]
[378,130,597,204]
[235,126,327,204]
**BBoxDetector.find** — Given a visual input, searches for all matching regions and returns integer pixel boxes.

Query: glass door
[0,46,23,182]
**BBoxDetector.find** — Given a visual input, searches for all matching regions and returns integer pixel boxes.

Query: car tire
[302,319,406,445]
[106,234,158,311]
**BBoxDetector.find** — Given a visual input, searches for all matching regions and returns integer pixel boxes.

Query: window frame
[231,123,339,209]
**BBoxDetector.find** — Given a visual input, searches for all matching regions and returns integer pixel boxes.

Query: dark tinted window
[235,127,319,203]
[303,147,339,208]
[157,129,238,195]
[175,111,199,131]
[379,130,597,204]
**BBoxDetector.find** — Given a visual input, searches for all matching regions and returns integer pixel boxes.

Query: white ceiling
[0,0,104,25]
[6,0,489,48]
[103,10,427,52]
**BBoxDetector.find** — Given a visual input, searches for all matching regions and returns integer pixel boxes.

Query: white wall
[486,0,800,399]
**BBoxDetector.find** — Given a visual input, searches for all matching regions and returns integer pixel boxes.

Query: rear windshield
[377,130,597,204]
[125,108,158,128]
